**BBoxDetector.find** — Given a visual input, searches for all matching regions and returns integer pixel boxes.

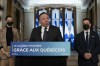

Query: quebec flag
[36,13,39,27]
[52,9,63,37]
[59,12,63,37]
[39,9,47,15]
[64,9,74,49]
[52,9,60,27]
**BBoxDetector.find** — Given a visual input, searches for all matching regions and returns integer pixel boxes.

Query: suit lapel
[38,26,42,41]
[46,26,52,41]
[89,30,93,47]
[82,31,85,43]
[81,31,87,47]
[83,30,93,50]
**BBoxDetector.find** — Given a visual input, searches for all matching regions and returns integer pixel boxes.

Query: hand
[84,53,92,59]
[1,48,10,57]
[4,52,10,57]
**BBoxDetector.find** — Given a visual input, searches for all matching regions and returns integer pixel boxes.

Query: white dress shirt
[84,29,90,41]
[41,26,49,40]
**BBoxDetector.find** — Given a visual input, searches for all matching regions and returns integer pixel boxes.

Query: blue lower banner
[10,42,70,56]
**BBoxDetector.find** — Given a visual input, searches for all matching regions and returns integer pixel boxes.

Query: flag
[64,19,70,41]
[64,9,74,49]
[39,9,47,15]
[36,13,39,27]
[52,9,60,27]
[70,21,74,42]
[54,13,57,26]
[64,10,69,41]
[59,12,63,37]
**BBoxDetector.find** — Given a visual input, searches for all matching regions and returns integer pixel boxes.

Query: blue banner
[10,42,70,56]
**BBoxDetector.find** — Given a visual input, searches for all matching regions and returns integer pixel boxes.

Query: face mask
[7,22,13,26]
[83,24,89,30]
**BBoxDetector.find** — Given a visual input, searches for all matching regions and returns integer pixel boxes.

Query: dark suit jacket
[74,30,100,64]
[29,25,64,41]
[21,25,67,66]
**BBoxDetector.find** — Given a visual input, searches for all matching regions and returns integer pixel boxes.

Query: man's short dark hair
[5,15,12,20]
[38,12,49,20]
[82,18,91,24]
[0,5,4,11]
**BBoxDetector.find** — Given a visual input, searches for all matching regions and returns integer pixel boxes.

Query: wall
[76,7,86,33]
[2,0,7,25]
[24,10,34,41]
[97,0,100,36]
[0,0,7,27]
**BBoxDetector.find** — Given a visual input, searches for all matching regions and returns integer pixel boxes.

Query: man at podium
[22,12,67,66]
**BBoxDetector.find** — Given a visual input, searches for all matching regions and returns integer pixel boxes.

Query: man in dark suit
[74,18,100,66]
[22,12,67,66]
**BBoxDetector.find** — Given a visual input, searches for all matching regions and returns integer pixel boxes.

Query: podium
[11,42,70,66]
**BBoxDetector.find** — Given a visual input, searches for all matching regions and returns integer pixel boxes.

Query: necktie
[86,32,90,52]
[86,32,88,44]
[43,27,47,41]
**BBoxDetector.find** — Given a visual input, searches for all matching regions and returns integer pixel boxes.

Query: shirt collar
[84,29,90,33]
[41,26,49,31]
